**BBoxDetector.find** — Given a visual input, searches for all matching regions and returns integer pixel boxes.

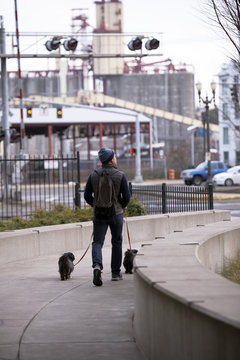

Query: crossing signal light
[57,107,63,118]
[26,107,32,118]
[63,38,78,51]
[128,37,142,51]
[145,38,160,50]
[130,148,135,155]
[45,38,61,52]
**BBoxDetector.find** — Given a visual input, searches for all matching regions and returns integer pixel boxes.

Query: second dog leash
[74,232,93,267]
[124,214,132,251]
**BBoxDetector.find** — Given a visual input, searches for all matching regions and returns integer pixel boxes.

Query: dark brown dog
[123,249,138,274]
[58,252,75,280]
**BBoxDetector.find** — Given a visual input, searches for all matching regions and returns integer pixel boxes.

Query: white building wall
[218,62,240,166]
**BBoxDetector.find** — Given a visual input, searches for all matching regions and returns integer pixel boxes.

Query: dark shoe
[93,269,102,286]
[111,272,123,281]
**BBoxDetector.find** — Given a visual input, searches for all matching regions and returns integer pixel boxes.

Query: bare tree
[207,0,240,68]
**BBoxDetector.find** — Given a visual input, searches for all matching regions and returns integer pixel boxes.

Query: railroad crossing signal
[45,38,61,52]
[63,38,78,51]
[128,37,160,51]
[128,37,142,51]
[145,38,160,50]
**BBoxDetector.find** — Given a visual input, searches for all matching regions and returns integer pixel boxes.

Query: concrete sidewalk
[0,243,145,360]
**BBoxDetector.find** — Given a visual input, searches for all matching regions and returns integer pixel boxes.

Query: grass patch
[0,198,147,232]
[223,258,240,284]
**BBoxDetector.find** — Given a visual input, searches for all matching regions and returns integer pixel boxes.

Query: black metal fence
[0,155,213,220]
[0,155,81,220]
[130,182,213,214]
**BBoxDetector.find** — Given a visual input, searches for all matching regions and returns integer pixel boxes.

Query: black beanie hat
[98,147,114,164]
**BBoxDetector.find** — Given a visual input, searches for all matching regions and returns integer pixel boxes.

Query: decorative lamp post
[196,81,216,184]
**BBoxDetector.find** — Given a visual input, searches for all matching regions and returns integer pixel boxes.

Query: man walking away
[84,147,130,286]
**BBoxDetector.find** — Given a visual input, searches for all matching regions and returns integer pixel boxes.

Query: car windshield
[227,167,238,173]
[195,162,207,170]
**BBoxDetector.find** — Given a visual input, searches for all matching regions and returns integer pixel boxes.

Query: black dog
[123,249,138,274]
[58,252,75,280]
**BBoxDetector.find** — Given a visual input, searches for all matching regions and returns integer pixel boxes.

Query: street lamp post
[187,125,198,167]
[196,81,216,184]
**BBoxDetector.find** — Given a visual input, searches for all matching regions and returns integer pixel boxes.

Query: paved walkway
[0,242,145,360]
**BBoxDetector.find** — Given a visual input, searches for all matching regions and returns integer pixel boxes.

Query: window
[234,75,239,84]
[223,103,228,120]
[223,127,229,144]
[224,151,229,164]
[236,151,240,165]
[218,163,224,169]
[221,79,228,97]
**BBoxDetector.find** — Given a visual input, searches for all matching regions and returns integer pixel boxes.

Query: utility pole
[0,16,10,159]
[134,113,143,183]
[14,0,25,154]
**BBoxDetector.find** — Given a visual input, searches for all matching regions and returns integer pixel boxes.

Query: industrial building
[0,0,212,170]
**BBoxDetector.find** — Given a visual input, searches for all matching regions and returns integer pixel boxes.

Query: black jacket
[84,164,131,214]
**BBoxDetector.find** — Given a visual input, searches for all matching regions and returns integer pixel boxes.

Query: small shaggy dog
[58,252,75,280]
[123,249,138,274]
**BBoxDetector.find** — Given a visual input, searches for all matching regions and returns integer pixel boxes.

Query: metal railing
[0,154,214,220]
[0,155,80,220]
[130,182,213,214]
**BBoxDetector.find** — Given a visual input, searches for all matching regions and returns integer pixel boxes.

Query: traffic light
[57,107,63,118]
[145,38,160,50]
[63,38,78,51]
[26,107,32,118]
[130,148,135,156]
[128,37,142,51]
[45,38,61,52]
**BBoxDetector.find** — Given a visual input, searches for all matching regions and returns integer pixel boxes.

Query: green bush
[0,199,146,231]
[126,197,147,217]
[0,205,94,232]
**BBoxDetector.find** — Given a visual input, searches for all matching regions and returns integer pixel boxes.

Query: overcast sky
[0,0,232,96]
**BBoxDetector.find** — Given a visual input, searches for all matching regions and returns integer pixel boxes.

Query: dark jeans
[92,213,123,275]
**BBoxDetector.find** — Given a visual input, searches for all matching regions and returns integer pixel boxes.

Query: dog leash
[124,214,132,251]
[74,232,93,267]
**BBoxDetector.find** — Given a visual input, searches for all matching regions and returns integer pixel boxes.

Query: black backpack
[94,169,120,220]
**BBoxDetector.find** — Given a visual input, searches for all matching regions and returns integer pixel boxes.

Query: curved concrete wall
[1,210,239,360]
[197,227,240,274]
[134,217,240,360]
[0,210,230,265]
